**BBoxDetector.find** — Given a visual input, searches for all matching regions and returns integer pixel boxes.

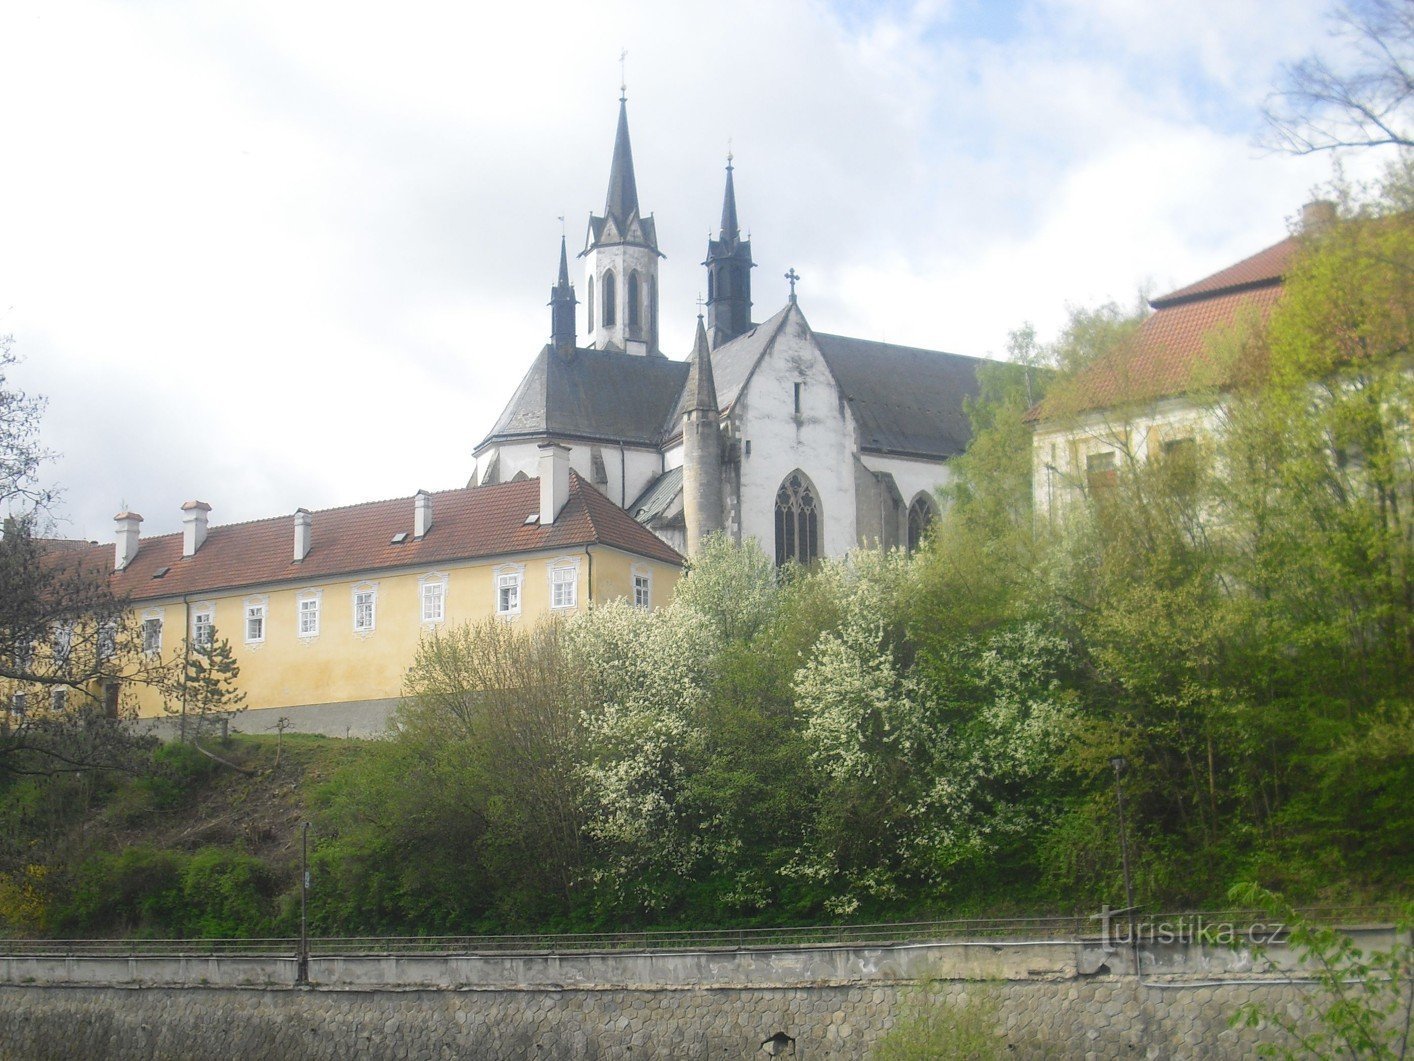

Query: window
[548,558,578,610]
[420,573,448,624]
[52,622,73,670]
[793,381,803,417]
[907,495,937,553]
[141,614,163,656]
[775,470,821,567]
[587,274,594,332]
[633,571,651,609]
[297,593,321,638]
[494,565,524,616]
[14,638,34,672]
[244,599,267,644]
[1086,450,1117,494]
[602,269,616,327]
[1161,436,1195,458]
[50,688,67,712]
[192,606,214,648]
[353,584,377,634]
[97,620,116,661]
[11,692,26,717]
[627,271,641,329]
[102,682,120,719]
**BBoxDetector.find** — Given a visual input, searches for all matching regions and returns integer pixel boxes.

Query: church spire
[549,232,577,355]
[704,155,754,348]
[684,312,718,413]
[720,153,739,243]
[604,97,640,225]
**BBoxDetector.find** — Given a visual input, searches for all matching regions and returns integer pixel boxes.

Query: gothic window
[627,271,641,330]
[775,470,821,567]
[907,494,937,552]
[602,270,616,327]
[707,272,714,300]
[586,275,594,332]
[649,276,657,346]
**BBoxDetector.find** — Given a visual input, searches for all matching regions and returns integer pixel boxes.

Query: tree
[1,338,167,780]
[167,632,246,744]
[1264,0,1414,155]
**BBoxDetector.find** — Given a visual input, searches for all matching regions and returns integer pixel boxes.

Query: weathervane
[785,267,800,302]
[727,137,733,168]
[619,49,628,101]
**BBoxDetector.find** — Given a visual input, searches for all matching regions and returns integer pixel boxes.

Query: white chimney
[538,443,571,525]
[293,508,312,562]
[414,489,432,539]
[181,500,211,557]
[1301,199,1337,233]
[114,510,143,570]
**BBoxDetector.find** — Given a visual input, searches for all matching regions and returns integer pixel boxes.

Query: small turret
[703,154,754,348]
[682,314,723,555]
[549,234,577,355]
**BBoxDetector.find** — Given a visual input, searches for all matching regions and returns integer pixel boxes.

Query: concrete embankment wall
[0,933,1395,1059]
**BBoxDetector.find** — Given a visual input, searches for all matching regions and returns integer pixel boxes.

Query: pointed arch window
[587,274,595,332]
[775,470,821,567]
[602,270,617,327]
[627,271,641,330]
[907,494,937,552]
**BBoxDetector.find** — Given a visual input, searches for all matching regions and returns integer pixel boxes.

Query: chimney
[114,510,143,570]
[293,508,312,562]
[538,443,571,525]
[181,500,211,557]
[414,490,432,539]
[1301,199,1337,233]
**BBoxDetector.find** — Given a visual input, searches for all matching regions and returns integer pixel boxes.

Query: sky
[0,0,1391,540]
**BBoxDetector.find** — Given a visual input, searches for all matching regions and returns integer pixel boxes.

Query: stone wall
[0,934,1394,1059]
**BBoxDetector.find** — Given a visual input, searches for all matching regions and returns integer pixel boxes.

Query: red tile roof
[1028,234,1298,422]
[82,474,680,603]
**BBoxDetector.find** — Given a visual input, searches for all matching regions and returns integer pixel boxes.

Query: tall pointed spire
[720,154,739,243]
[549,232,577,355]
[685,313,718,413]
[604,98,640,224]
[704,155,754,348]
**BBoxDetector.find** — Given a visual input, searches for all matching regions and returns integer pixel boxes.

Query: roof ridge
[813,331,988,363]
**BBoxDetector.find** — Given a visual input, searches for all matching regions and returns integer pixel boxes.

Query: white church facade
[471,97,993,561]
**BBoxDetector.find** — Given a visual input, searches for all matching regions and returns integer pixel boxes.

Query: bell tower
[703,154,754,347]
[582,92,663,356]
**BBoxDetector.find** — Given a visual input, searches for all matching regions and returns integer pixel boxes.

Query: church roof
[89,474,681,603]
[604,98,639,225]
[814,333,985,459]
[479,345,689,449]
[484,303,987,462]
[629,466,683,525]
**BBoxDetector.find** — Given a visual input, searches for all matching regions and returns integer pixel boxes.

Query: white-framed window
[51,687,67,712]
[547,557,579,610]
[353,583,378,634]
[11,692,27,716]
[244,596,268,645]
[419,572,448,624]
[297,590,322,639]
[52,621,74,669]
[141,610,163,656]
[632,565,652,609]
[494,564,524,617]
[191,604,215,648]
[97,620,116,661]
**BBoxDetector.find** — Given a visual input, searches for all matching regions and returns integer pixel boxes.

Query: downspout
[584,545,594,603]
[181,595,191,743]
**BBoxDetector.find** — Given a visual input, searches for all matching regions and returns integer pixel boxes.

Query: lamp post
[297,821,310,985]
[1110,755,1139,975]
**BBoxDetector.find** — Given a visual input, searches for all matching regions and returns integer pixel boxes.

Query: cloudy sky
[0,0,1387,540]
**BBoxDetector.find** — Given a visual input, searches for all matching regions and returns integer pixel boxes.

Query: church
[471,95,991,562]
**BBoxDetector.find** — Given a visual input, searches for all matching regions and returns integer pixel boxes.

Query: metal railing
[0,905,1399,960]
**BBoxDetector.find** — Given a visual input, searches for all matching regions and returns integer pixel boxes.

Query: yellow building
[91,445,681,736]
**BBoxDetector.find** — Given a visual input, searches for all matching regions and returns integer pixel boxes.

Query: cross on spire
[785,267,800,302]
[619,49,628,101]
[696,292,705,317]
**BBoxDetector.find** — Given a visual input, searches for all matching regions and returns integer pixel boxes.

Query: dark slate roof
[814,333,985,459]
[629,466,683,525]
[604,98,639,224]
[479,345,689,450]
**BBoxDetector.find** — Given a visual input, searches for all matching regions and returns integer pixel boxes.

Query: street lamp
[297,821,310,985]
[1110,755,1138,975]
